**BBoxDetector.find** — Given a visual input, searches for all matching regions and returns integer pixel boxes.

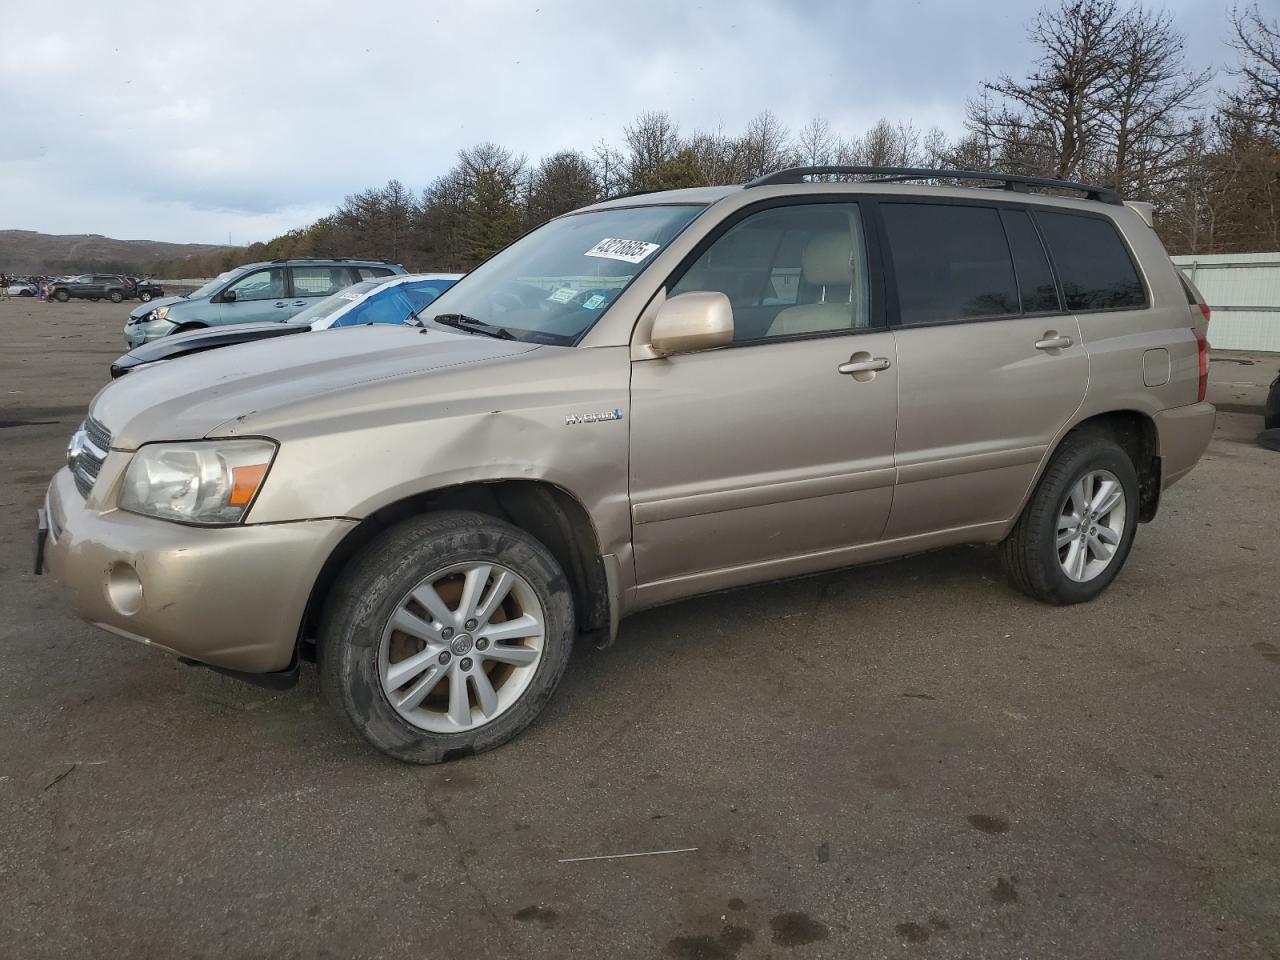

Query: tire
[999,433,1139,605]
[141,291,153,302]
[109,290,123,303]
[320,510,575,764]
[54,289,70,302]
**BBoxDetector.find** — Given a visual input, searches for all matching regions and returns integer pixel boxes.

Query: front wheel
[320,511,575,763]
[140,291,153,302]
[1000,434,1139,604]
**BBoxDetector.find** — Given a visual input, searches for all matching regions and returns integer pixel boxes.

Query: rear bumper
[1155,401,1216,488]
[42,467,355,673]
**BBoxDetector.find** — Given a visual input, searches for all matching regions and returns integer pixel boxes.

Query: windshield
[187,270,239,300]
[290,280,387,326]
[421,204,704,344]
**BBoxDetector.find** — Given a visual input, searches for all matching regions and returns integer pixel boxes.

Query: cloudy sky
[0,0,1235,245]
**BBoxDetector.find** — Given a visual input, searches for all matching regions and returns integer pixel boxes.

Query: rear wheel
[54,289,70,302]
[1000,434,1139,604]
[140,291,153,302]
[320,511,575,763]
[109,290,124,303]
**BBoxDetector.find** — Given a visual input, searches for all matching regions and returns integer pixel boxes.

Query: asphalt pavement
[1,297,1277,959]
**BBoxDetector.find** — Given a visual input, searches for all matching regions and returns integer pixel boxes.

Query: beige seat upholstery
[767,231,861,337]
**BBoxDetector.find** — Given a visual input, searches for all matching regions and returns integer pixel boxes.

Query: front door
[876,200,1089,538]
[629,199,898,590]
[211,267,288,325]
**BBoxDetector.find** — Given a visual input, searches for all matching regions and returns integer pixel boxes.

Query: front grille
[84,416,111,451]
[72,416,111,499]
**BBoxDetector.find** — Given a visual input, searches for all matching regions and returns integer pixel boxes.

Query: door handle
[1035,335,1073,350]
[837,357,891,375]
[274,301,287,307]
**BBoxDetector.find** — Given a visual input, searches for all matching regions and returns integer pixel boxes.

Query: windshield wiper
[430,313,517,340]
[404,308,423,327]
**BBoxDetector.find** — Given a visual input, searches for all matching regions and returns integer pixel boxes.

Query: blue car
[110,273,463,377]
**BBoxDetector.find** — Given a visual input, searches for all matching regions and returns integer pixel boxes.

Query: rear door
[879,199,1088,538]
[287,266,357,319]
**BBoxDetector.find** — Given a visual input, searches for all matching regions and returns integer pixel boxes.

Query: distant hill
[0,230,241,276]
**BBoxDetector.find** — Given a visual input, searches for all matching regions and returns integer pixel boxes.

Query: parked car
[110,274,462,376]
[132,278,165,302]
[5,281,37,297]
[1266,368,1279,430]
[48,273,133,303]
[123,258,407,348]
[40,166,1216,764]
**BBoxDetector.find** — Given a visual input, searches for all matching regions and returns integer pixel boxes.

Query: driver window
[227,268,285,302]
[669,202,871,342]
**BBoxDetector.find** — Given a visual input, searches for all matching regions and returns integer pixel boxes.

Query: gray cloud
[0,0,1233,244]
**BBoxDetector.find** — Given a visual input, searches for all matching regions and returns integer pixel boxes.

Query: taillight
[1199,302,1211,324]
[1193,327,1209,403]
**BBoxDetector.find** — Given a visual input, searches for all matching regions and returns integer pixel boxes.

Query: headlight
[120,440,277,525]
[151,306,169,322]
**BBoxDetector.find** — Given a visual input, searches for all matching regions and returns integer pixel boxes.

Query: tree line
[154,0,1279,279]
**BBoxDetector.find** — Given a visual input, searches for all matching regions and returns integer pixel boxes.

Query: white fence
[1172,253,1280,353]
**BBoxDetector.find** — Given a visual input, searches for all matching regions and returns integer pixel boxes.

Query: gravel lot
[1,298,1277,959]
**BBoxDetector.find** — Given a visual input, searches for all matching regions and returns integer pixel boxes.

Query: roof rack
[268,257,397,264]
[743,166,1122,206]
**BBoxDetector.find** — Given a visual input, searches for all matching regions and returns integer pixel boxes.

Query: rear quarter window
[1035,211,1145,312]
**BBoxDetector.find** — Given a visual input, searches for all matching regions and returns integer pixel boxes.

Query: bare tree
[842,119,921,167]
[526,151,599,226]
[1223,2,1280,137]
[688,126,742,185]
[969,0,1127,180]
[735,110,792,178]
[1098,6,1211,198]
[622,111,682,191]
[794,116,836,167]
[590,139,627,199]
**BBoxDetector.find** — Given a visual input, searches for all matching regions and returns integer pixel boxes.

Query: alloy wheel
[378,561,545,733]
[1057,469,1126,582]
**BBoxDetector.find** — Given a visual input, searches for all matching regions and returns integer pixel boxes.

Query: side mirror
[649,291,734,357]
[222,289,237,302]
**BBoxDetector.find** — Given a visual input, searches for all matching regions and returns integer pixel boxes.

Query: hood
[113,321,310,375]
[129,293,186,320]
[91,324,539,449]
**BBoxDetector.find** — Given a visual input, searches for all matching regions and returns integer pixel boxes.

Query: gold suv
[39,167,1216,762]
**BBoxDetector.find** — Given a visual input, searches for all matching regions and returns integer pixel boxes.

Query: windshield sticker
[582,294,607,310]
[547,286,577,304]
[584,238,661,264]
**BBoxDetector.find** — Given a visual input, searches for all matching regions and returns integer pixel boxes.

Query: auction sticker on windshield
[584,238,661,264]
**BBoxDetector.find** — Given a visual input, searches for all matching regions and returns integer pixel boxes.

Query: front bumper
[123,319,177,348]
[1155,401,1216,488]
[42,466,355,673]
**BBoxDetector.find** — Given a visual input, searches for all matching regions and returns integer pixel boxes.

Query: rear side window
[1035,212,1145,311]
[882,203,1019,325]
[292,266,356,297]
[357,267,395,280]
[1001,209,1061,313]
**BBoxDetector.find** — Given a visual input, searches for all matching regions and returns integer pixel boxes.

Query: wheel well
[296,480,610,662]
[1064,411,1160,522]
[174,322,207,332]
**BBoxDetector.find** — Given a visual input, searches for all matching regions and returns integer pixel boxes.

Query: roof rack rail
[268,257,395,264]
[743,166,1122,206]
